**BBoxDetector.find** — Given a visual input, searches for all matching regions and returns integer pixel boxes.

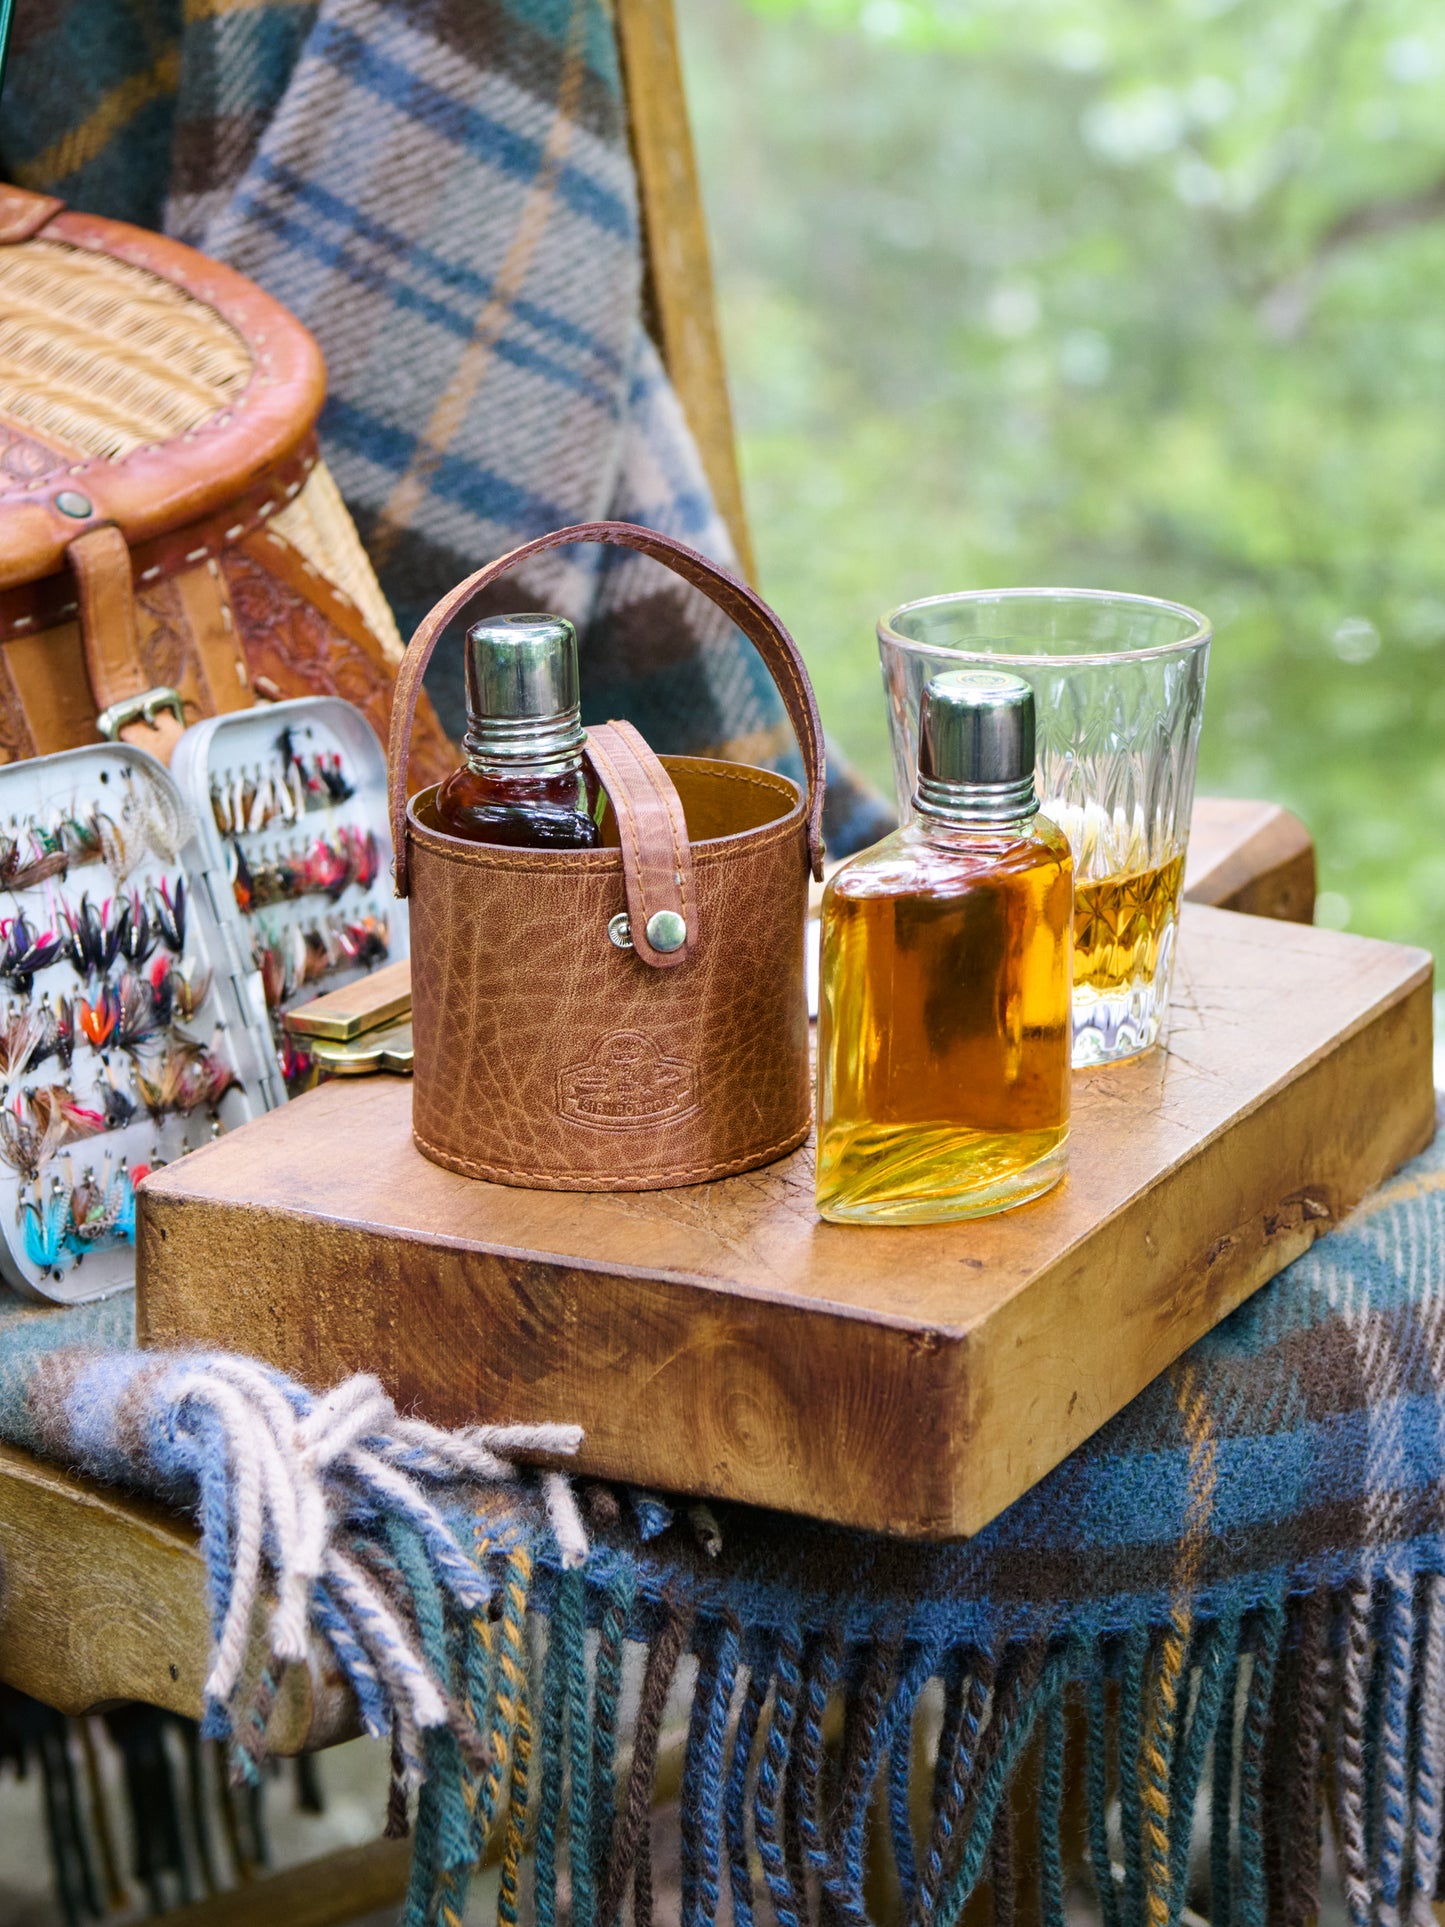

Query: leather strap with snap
[585,720,696,969]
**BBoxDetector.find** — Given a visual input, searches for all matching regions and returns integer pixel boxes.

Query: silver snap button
[645,909,687,953]
[607,912,633,949]
[54,490,94,519]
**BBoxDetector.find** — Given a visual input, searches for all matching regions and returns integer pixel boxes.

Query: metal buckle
[95,686,185,741]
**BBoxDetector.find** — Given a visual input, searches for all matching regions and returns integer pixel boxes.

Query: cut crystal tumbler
[878,589,1211,1066]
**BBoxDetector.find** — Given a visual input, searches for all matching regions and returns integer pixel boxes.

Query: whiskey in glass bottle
[816,670,1073,1224]
[434,613,604,849]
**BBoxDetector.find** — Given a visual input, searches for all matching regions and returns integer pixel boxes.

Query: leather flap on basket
[0,184,64,244]
[585,720,697,968]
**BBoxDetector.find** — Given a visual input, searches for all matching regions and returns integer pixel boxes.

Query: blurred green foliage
[678,0,1445,967]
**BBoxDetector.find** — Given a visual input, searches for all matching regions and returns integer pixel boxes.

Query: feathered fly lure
[147,955,175,1031]
[61,810,105,867]
[98,803,146,882]
[247,772,276,837]
[118,892,159,968]
[109,1163,138,1241]
[0,1007,47,1080]
[61,895,121,979]
[22,1179,70,1270]
[123,766,193,866]
[0,1096,68,1182]
[318,753,353,803]
[26,1084,104,1143]
[163,957,211,1027]
[228,840,254,913]
[152,876,186,955]
[66,1168,122,1247]
[257,941,286,1009]
[2,913,63,992]
[79,983,121,1051]
[48,997,74,1072]
[99,1070,137,1130]
[0,834,68,893]
[137,1041,236,1120]
[335,915,390,970]
[302,834,353,901]
[115,973,160,1053]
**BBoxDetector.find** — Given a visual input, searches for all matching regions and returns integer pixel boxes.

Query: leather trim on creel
[0,185,64,243]
[0,209,326,591]
[0,440,318,642]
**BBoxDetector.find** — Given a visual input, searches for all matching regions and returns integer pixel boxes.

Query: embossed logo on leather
[0,423,66,485]
[557,1030,698,1131]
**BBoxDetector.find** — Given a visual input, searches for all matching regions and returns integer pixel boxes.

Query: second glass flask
[816,670,1073,1225]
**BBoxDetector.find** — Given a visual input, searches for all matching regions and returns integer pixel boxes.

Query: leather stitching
[0,215,322,503]
[590,726,656,942]
[411,1121,812,1188]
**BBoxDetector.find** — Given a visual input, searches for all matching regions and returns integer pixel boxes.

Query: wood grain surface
[0,1444,354,1748]
[615,0,756,581]
[138,904,1434,1538]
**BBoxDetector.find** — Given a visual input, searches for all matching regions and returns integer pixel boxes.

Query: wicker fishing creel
[0,182,450,775]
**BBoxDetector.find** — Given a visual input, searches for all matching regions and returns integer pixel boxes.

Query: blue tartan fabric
[0,0,893,855]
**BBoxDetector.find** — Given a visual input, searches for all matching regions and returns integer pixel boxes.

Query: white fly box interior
[0,744,277,1303]
[169,698,407,1096]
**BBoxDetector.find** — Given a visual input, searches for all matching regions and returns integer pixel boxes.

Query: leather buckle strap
[585,720,697,969]
[67,523,187,763]
[95,686,185,741]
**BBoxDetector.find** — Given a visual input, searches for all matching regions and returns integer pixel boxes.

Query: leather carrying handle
[585,720,696,969]
[388,520,826,896]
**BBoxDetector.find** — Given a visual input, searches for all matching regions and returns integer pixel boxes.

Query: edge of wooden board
[955,966,1436,1533]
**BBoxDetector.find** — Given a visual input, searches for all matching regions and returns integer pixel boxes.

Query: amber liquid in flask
[816,671,1073,1224]
[434,612,603,850]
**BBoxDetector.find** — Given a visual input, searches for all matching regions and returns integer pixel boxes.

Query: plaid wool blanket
[1,0,891,854]
[0,1112,1439,1927]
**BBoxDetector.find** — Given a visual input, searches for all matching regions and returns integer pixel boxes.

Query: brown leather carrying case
[389,521,826,1191]
[0,182,450,779]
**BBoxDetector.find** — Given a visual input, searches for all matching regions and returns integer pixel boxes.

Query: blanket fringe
[408,1567,1445,1927]
[31,1351,1445,1924]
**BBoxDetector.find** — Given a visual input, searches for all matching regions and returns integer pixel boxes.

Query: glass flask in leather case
[433,613,604,849]
[816,670,1073,1225]
[390,520,825,1193]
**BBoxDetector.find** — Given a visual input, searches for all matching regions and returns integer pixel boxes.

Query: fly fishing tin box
[0,697,405,1304]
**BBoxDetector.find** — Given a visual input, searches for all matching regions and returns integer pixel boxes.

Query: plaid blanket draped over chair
[1,0,892,853]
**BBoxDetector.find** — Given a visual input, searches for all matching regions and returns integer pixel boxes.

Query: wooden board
[1182,797,1315,922]
[0,1443,354,1750]
[137,905,1435,1540]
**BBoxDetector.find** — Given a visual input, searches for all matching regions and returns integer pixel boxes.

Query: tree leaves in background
[681,0,1445,967]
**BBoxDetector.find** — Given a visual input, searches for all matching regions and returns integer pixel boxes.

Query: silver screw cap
[463,613,586,763]
[915,669,1038,823]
